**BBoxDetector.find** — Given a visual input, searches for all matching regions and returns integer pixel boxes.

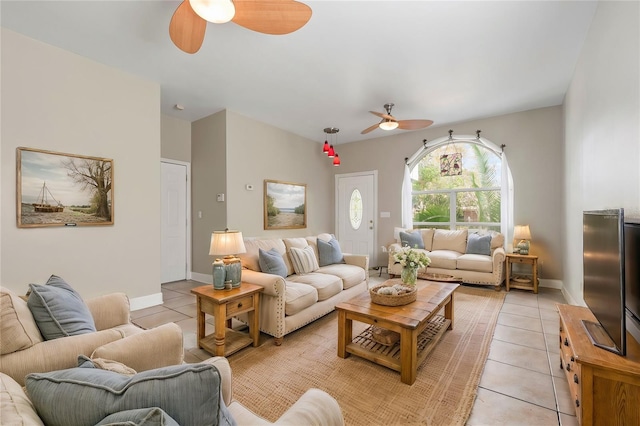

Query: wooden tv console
[558,304,640,425]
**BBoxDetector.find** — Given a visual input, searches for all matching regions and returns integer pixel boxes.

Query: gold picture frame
[17,147,114,228]
[264,179,306,230]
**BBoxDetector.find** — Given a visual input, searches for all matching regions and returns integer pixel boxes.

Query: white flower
[393,246,431,269]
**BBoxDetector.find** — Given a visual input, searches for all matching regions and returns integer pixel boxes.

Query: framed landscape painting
[16,147,114,228]
[264,179,306,230]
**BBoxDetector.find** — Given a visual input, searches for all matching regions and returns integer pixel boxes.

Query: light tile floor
[131,273,576,426]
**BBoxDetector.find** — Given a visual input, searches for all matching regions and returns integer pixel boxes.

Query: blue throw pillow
[317,238,345,267]
[26,359,236,426]
[27,275,96,340]
[400,231,424,249]
[258,248,288,278]
[466,233,492,256]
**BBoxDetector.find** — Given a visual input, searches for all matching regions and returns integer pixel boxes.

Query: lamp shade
[189,0,235,24]
[209,230,246,256]
[333,154,340,166]
[322,140,329,153]
[513,225,532,241]
[379,120,399,131]
[327,145,335,158]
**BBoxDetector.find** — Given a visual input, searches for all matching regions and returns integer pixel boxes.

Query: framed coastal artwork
[264,179,307,230]
[16,147,114,228]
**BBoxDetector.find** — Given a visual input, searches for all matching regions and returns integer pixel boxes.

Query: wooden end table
[336,279,459,385]
[191,283,263,356]
[505,253,538,293]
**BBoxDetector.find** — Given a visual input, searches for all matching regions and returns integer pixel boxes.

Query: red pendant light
[327,145,335,158]
[322,140,329,154]
[323,127,341,165]
[333,153,340,166]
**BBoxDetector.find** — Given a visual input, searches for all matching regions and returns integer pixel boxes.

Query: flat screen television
[582,209,626,355]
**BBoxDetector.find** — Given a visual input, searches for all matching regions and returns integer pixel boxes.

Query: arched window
[403,134,513,238]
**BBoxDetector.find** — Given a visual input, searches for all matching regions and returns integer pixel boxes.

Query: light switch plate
[217,193,225,202]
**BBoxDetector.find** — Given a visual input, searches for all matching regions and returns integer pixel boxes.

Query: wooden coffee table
[191,283,263,357]
[336,279,459,385]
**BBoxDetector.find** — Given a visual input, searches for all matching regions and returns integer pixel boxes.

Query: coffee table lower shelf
[199,329,253,357]
[346,315,451,373]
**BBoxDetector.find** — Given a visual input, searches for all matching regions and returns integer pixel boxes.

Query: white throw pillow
[289,246,319,275]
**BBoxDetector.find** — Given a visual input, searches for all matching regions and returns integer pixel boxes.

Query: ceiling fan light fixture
[379,120,399,131]
[189,0,235,24]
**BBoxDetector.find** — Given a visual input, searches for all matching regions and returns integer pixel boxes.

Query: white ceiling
[1,1,598,144]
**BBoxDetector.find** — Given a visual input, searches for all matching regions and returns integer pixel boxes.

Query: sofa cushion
[400,231,424,249]
[490,231,505,249]
[457,254,494,273]
[432,229,468,253]
[317,238,345,266]
[418,229,435,251]
[427,250,462,269]
[317,264,366,290]
[0,372,44,426]
[283,237,309,251]
[289,246,319,275]
[466,233,492,256]
[258,248,288,278]
[27,275,96,340]
[288,273,342,301]
[240,239,292,275]
[25,361,235,426]
[284,282,318,316]
[0,288,43,355]
[96,407,179,426]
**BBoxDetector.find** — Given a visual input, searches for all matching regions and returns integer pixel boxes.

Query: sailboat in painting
[32,181,64,212]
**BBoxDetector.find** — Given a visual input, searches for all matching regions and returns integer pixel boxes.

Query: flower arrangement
[393,246,431,269]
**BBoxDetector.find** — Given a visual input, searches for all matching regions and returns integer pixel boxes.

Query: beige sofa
[387,229,506,290]
[0,287,183,386]
[0,356,344,425]
[237,234,369,345]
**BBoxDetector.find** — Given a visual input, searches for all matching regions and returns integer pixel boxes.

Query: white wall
[1,29,162,303]
[161,114,191,163]
[562,1,640,305]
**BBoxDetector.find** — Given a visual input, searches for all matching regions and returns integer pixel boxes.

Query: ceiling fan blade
[169,1,207,54]
[369,111,395,121]
[361,123,380,135]
[397,119,434,130]
[232,0,312,35]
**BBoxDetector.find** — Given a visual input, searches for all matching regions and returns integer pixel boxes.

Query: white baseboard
[539,278,563,289]
[190,271,211,284]
[130,292,163,311]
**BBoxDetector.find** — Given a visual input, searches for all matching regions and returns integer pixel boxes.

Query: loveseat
[0,349,345,425]
[237,233,369,345]
[0,284,183,386]
[387,228,506,290]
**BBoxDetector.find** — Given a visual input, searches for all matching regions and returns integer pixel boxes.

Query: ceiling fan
[169,0,312,54]
[361,103,434,135]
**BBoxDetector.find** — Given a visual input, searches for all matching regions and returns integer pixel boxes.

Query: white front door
[335,171,377,266]
[161,161,188,283]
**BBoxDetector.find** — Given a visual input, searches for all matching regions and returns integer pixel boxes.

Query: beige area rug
[227,285,505,426]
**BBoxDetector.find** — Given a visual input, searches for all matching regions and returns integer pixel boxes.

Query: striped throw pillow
[289,246,319,274]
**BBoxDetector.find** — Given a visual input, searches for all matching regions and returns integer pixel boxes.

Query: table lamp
[513,225,532,255]
[209,229,246,288]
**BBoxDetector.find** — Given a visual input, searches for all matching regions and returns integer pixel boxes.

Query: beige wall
[190,110,334,276]
[161,114,191,162]
[191,110,227,275]
[337,106,565,281]
[562,1,640,304]
[0,29,161,301]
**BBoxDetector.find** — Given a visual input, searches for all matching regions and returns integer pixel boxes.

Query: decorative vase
[212,259,226,290]
[401,266,418,286]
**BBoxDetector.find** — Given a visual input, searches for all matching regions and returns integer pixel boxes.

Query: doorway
[161,160,191,283]
[335,171,377,266]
